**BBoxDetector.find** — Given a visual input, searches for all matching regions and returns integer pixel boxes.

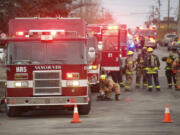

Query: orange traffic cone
[70,104,82,123]
[162,105,172,123]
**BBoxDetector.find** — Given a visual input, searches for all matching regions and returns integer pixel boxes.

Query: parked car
[168,36,180,51]
[161,33,176,46]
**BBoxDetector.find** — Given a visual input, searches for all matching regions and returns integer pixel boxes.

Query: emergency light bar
[13,29,78,39]
[107,25,119,30]
[29,30,65,33]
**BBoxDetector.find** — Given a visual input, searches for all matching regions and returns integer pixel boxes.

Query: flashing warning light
[92,65,98,70]
[89,65,98,70]
[67,73,73,78]
[149,37,155,43]
[16,31,24,36]
[108,26,113,30]
[108,25,119,30]
[136,27,140,30]
[139,26,144,30]
[151,27,156,30]
[135,37,139,42]
[51,31,57,36]
[67,73,79,79]
[129,43,135,48]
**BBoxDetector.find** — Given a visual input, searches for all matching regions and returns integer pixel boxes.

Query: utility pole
[79,0,83,17]
[168,0,170,30]
[177,0,180,36]
[157,0,161,42]
[158,0,161,29]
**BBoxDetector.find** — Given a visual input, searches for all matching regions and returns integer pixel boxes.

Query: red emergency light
[148,36,155,42]
[66,73,79,79]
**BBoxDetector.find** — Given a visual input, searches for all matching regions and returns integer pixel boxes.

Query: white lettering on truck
[35,66,61,70]
[16,67,27,72]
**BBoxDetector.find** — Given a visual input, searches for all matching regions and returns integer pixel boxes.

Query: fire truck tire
[79,87,91,115]
[6,106,21,117]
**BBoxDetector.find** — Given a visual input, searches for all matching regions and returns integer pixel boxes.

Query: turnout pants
[147,73,160,90]
[165,70,176,87]
[125,74,133,91]
[136,70,147,87]
[118,69,123,86]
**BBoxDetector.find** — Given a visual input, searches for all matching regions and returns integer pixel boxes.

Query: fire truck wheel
[6,106,21,117]
[79,86,91,115]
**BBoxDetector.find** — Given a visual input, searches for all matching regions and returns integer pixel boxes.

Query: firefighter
[145,47,160,91]
[124,51,134,91]
[172,49,180,89]
[119,57,124,88]
[139,35,145,49]
[97,75,120,101]
[135,47,147,88]
[162,50,176,88]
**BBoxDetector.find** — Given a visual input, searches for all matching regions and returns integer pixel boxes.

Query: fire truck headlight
[72,81,80,86]
[14,81,28,88]
[88,65,98,70]
[88,66,93,70]
[66,80,80,87]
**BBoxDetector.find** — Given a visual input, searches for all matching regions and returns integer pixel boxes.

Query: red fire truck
[99,24,128,72]
[1,18,93,116]
[135,26,157,49]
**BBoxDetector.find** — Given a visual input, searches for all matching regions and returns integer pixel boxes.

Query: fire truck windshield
[7,40,86,65]
[103,36,118,51]
[136,30,156,37]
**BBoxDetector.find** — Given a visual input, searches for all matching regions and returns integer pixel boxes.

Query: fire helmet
[147,47,153,52]
[127,51,134,55]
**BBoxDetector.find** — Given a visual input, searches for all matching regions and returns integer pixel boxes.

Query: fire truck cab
[2,18,92,116]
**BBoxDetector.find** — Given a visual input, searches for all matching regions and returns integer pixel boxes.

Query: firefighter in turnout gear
[145,47,160,91]
[97,74,120,101]
[162,50,176,88]
[124,51,134,91]
[172,50,180,90]
[119,57,124,88]
[135,47,147,88]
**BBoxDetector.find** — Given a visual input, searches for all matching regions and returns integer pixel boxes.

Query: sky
[101,0,179,28]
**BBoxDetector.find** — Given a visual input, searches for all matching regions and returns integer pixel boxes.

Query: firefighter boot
[156,86,161,91]
[120,82,124,88]
[97,94,105,101]
[115,94,120,101]
[148,88,152,92]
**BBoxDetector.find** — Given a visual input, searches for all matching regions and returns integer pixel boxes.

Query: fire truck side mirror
[97,41,103,51]
[88,47,96,63]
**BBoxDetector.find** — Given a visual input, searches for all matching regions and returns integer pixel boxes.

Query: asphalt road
[0,46,180,135]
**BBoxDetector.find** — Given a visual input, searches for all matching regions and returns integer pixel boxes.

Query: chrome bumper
[6,96,88,106]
